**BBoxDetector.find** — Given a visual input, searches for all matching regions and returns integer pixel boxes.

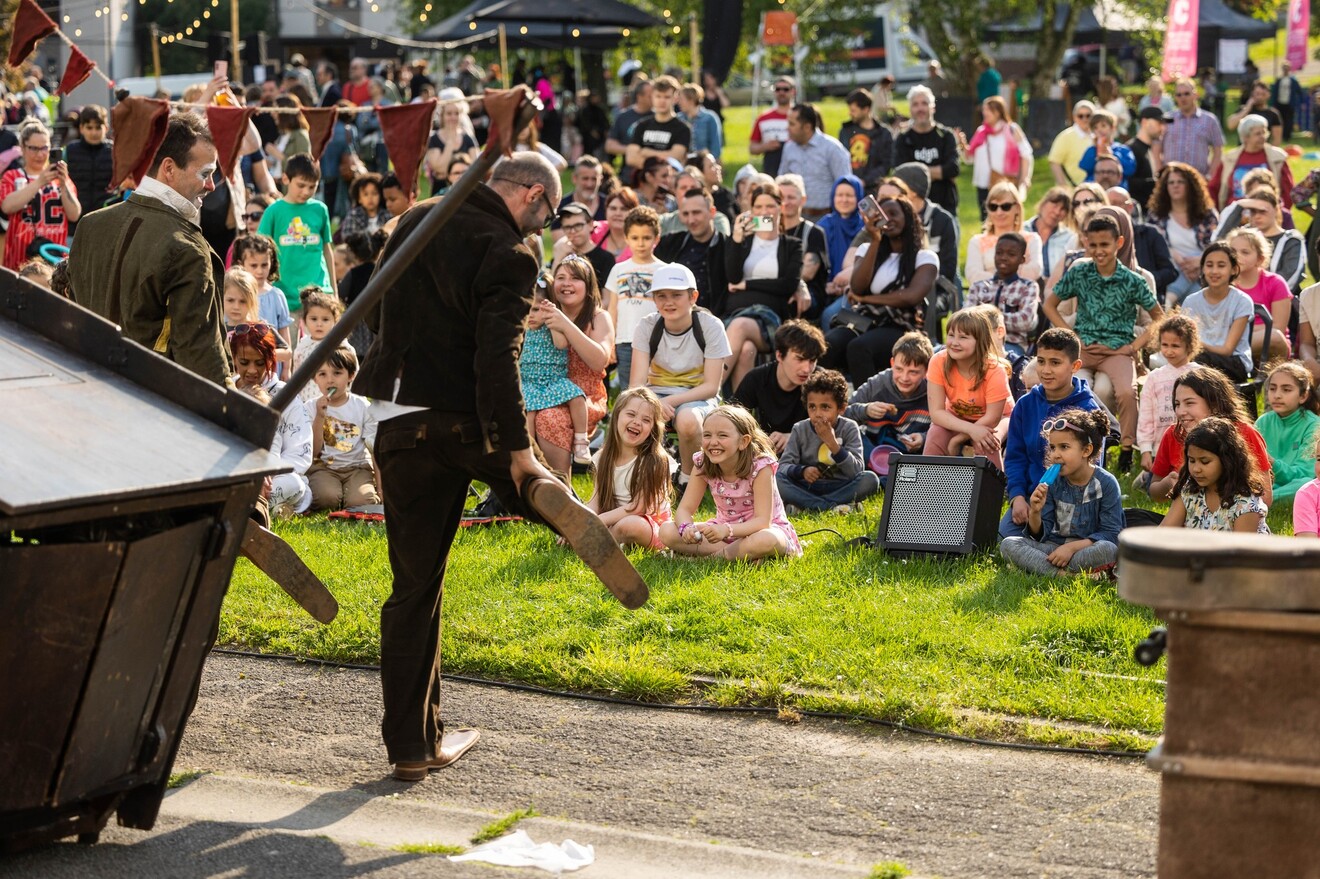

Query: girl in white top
[957,96,1033,210]
[588,387,674,549]
[964,180,1043,285]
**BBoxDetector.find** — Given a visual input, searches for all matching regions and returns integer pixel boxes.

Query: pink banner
[1287,0,1310,70]
[1161,0,1199,81]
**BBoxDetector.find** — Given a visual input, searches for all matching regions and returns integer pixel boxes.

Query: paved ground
[2,653,1161,878]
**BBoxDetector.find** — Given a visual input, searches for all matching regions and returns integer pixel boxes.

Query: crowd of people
[17,52,1320,574]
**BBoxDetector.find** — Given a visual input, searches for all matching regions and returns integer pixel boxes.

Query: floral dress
[519,325,585,412]
[693,452,803,556]
[1181,489,1271,534]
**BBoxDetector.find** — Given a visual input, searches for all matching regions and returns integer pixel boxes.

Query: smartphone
[752,216,774,233]
[1039,463,1062,487]
[48,147,62,164]
[214,59,228,79]
[861,195,882,221]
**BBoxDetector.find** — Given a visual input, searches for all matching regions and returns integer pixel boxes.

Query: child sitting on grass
[999,327,1105,539]
[845,331,933,467]
[776,368,880,514]
[1000,408,1123,577]
[1144,367,1273,506]
[1160,417,1270,533]
[661,405,802,560]
[293,287,350,402]
[1137,314,1199,474]
[587,387,674,548]
[1292,433,1320,537]
[1257,360,1320,502]
[923,307,1010,468]
[306,345,380,512]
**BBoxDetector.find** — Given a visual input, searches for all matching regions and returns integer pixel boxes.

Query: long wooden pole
[689,12,698,84]
[150,24,162,93]
[498,23,509,88]
[231,0,241,81]
[270,92,540,413]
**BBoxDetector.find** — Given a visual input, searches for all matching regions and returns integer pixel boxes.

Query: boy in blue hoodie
[999,327,1105,539]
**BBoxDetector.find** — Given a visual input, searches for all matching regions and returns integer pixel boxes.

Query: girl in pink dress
[661,404,802,560]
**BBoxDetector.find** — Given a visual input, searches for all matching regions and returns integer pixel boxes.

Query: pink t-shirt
[1240,270,1291,329]
[1294,478,1320,535]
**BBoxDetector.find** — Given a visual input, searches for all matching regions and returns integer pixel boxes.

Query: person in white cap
[629,262,732,488]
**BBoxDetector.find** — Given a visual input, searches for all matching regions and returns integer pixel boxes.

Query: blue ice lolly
[1039,463,1062,486]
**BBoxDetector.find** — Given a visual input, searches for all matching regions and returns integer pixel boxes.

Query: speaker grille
[886,462,975,547]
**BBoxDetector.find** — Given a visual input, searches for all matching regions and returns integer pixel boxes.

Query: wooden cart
[0,279,284,850]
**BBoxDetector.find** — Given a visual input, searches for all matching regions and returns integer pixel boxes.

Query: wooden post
[231,0,241,82]
[689,12,698,84]
[150,24,162,93]
[498,23,509,88]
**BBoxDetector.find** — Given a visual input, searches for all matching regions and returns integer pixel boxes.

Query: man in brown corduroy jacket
[69,113,229,384]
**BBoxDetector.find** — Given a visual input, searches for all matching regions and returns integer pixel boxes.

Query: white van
[817,3,936,95]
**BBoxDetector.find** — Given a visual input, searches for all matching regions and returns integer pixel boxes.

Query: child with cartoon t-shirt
[258,153,336,319]
[305,345,379,511]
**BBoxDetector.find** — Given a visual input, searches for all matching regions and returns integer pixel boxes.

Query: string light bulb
[94,9,101,17]
[621,28,630,37]
[74,27,82,35]
[571,27,580,37]
[519,25,527,33]
[62,14,69,22]
[469,21,476,29]
[185,26,192,34]
[672,24,680,33]
[418,12,426,20]
[120,12,127,20]
[202,9,209,16]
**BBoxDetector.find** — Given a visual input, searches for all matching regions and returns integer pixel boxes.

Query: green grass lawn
[224,92,1312,754]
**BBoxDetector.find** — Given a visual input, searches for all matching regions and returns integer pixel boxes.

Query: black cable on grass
[210,648,1150,760]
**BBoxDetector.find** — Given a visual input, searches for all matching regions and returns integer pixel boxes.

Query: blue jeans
[999,506,1028,539]
[776,472,881,511]
[1167,274,1200,305]
[613,342,633,389]
[820,295,847,330]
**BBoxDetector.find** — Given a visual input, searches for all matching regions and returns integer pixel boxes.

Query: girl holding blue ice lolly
[999,409,1125,577]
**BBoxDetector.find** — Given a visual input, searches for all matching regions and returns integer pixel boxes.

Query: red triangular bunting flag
[378,99,436,197]
[56,45,96,97]
[206,105,255,179]
[301,107,337,162]
[8,0,56,67]
[482,87,528,158]
[110,96,171,189]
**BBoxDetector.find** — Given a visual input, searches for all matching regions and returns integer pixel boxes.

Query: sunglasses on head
[1042,417,1087,435]
[226,321,273,340]
[986,202,1015,212]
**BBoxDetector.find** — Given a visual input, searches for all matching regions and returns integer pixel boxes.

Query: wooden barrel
[1119,529,1320,879]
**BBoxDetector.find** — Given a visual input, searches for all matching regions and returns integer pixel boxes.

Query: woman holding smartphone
[820,196,937,386]
[1,120,80,270]
[723,181,804,388]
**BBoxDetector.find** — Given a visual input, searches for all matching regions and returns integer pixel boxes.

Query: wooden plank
[0,542,124,812]
[55,519,213,804]
[241,520,339,624]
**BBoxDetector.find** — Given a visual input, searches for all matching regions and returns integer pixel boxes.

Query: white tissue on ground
[448,829,594,872]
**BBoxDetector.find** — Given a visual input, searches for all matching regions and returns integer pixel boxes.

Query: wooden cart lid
[1118,529,1320,611]
[0,281,284,516]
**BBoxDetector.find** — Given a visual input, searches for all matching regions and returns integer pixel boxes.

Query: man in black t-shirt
[732,320,827,453]
[655,189,729,315]
[626,75,691,175]
[892,85,960,215]
[1128,107,1169,209]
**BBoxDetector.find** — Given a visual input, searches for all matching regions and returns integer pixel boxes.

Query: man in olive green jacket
[69,113,230,384]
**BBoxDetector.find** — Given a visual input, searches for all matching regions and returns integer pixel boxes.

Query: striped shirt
[1162,109,1223,177]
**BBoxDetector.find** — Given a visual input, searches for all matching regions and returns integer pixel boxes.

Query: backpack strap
[648,306,709,356]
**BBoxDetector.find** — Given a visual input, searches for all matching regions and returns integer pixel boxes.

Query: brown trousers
[307,462,380,511]
[1080,349,1137,448]
[374,410,548,764]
